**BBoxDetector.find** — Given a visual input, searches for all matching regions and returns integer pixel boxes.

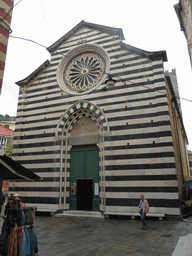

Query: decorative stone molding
[55,100,110,139]
[57,44,110,95]
[55,136,68,141]
[100,131,110,137]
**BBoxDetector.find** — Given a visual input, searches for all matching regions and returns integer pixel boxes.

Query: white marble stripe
[104,157,175,165]
[17,76,164,103]
[104,169,177,176]
[104,147,175,155]
[17,192,60,197]
[15,121,170,139]
[13,136,173,147]
[14,115,170,132]
[13,146,61,153]
[16,101,169,122]
[105,192,179,199]
[105,180,178,187]
[16,103,169,122]
[18,88,166,111]
[54,37,121,57]
[10,182,60,187]
[13,131,173,145]
[18,163,64,169]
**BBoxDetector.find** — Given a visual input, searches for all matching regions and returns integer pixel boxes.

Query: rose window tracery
[57,44,110,95]
[64,53,105,93]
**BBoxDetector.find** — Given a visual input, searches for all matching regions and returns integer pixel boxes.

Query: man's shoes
[143,226,147,230]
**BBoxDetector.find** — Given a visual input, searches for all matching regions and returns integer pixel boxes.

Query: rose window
[64,53,105,93]
[57,44,110,95]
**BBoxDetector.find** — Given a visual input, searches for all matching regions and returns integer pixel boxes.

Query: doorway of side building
[70,144,99,211]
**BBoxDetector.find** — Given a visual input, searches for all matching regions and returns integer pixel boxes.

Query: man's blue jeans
[140,210,146,228]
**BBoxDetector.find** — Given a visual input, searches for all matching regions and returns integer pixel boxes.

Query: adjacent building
[0,124,14,149]
[0,120,15,131]
[0,0,14,92]
[174,0,192,67]
[12,21,190,217]
[188,150,192,176]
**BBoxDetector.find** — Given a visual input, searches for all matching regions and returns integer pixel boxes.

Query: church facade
[12,21,189,217]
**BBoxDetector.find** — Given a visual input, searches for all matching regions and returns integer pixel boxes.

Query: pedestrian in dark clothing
[138,194,149,230]
[0,193,5,214]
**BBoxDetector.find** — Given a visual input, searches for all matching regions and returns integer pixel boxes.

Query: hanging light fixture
[105,75,116,88]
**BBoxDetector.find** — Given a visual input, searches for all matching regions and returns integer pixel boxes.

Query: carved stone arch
[55,100,110,140]
[55,100,109,211]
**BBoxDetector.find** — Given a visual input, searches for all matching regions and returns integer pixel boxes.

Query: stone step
[172,234,192,256]
[103,211,165,220]
[55,210,104,219]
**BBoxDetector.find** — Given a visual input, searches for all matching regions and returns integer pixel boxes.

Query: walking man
[138,194,149,230]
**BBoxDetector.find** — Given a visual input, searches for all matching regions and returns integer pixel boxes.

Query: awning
[0,149,40,182]
[183,180,192,187]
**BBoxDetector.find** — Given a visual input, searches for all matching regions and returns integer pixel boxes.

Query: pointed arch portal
[55,101,110,211]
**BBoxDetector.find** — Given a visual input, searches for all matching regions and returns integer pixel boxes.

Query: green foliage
[0,114,16,121]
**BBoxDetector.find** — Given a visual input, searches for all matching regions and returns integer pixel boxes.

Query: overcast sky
[0,0,192,150]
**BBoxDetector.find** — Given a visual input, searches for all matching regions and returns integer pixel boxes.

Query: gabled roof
[16,21,167,86]
[121,42,167,61]
[47,20,125,53]
[16,60,50,86]
[0,125,14,136]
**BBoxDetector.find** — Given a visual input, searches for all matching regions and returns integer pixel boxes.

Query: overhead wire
[110,73,192,103]
[8,35,192,104]
[9,35,47,48]
[1,0,191,104]
[3,0,24,20]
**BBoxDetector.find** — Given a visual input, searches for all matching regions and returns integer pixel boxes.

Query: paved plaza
[1,214,192,256]
[32,215,192,256]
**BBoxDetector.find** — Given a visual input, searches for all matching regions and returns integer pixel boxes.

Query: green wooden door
[70,145,99,211]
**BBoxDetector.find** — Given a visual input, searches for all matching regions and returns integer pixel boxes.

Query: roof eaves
[121,42,167,61]
[47,21,125,53]
[16,60,50,86]
[174,3,186,33]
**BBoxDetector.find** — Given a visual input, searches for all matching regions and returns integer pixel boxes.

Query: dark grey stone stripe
[104,142,173,151]
[18,197,59,204]
[110,121,171,131]
[105,152,174,160]
[54,34,121,54]
[105,198,180,208]
[105,175,177,181]
[105,186,178,193]
[13,150,61,156]
[17,69,163,98]
[17,82,166,113]
[13,141,59,149]
[107,111,170,122]
[105,162,175,170]
[16,94,167,119]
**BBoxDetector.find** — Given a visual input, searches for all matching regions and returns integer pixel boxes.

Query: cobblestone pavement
[31,215,192,256]
[1,215,192,256]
